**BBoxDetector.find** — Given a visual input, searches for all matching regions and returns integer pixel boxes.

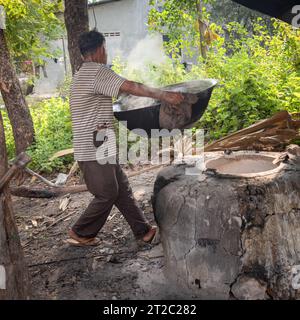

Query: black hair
[78,30,105,57]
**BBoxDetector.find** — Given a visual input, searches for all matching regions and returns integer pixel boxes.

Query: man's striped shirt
[70,62,125,161]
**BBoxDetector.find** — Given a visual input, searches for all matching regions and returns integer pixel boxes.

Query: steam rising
[119,34,170,86]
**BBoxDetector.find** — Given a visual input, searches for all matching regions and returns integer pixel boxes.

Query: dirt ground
[13,166,181,300]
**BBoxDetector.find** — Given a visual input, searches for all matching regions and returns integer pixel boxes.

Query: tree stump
[152,145,300,300]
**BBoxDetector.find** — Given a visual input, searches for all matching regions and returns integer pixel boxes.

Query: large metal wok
[113,79,218,136]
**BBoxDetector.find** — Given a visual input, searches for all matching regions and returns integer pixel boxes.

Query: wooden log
[10,184,88,199]
[10,164,164,199]
[153,147,300,299]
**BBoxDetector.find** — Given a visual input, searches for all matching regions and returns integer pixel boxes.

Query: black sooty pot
[113,79,218,136]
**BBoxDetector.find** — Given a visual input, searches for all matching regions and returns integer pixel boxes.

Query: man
[66,30,184,246]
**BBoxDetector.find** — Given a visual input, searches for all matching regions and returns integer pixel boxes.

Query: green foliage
[57,74,72,98]
[149,0,201,58]
[115,16,300,142]
[0,0,64,64]
[27,97,73,172]
[2,97,73,173]
[1,110,15,157]
[200,20,300,140]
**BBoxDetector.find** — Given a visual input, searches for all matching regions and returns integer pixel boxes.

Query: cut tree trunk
[0,29,34,155]
[64,0,89,74]
[153,146,300,299]
[0,112,30,300]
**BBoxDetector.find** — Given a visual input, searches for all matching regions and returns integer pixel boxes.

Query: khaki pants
[72,161,151,239]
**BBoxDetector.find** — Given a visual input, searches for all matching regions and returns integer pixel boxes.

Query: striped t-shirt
[70,62,125,161]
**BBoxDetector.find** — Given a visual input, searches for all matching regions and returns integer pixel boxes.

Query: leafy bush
[27,97,73,172]
[57,74,72,98]
[200,20,300,140]
[113,19,300,142]
[3,97,73,173]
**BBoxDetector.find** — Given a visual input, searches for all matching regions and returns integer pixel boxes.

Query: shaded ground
[13,166,181,300]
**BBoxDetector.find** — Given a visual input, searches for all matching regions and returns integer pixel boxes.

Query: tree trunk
[153,147,300,299]
[196,0,207,60]
[64,0,89,75]
[0,29,34,156]
[0,112,30,300]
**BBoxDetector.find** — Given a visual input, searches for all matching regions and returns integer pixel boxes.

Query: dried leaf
[59,196,71,212]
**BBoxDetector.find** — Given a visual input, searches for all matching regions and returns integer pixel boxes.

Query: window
[104,32,121,37]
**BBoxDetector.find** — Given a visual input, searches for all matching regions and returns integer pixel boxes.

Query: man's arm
[120,80,184,105]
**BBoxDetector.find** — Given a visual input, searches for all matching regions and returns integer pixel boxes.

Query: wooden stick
[27,248,151,268]
[0,152,31,193]
[24,167,57,188]
[47,212,74,228]
[23,162,79,188]
[66,161,79,183]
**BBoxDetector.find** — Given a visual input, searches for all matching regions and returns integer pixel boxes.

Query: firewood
[205,111,300,152]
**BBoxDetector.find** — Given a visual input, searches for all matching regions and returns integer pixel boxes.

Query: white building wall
[88,0,150,64]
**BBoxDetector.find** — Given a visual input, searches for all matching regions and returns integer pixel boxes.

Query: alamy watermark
[292,5,300,28]
[91,121,205,176]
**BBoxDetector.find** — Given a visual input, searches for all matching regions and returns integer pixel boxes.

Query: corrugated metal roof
[88,0,122,7]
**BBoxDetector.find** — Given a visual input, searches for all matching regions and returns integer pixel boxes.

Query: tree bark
[0,112,30,299]
[64,0,89,75]
[0,29,34,155]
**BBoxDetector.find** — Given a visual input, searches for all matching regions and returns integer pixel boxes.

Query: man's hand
[161,91,185,105]
[120,80,184,105]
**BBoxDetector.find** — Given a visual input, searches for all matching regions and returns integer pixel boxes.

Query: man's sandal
[142,226,158,244]
[64,237,100,247]
[65,229,100,247]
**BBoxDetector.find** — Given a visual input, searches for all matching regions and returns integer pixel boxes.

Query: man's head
[78,30,107,64]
